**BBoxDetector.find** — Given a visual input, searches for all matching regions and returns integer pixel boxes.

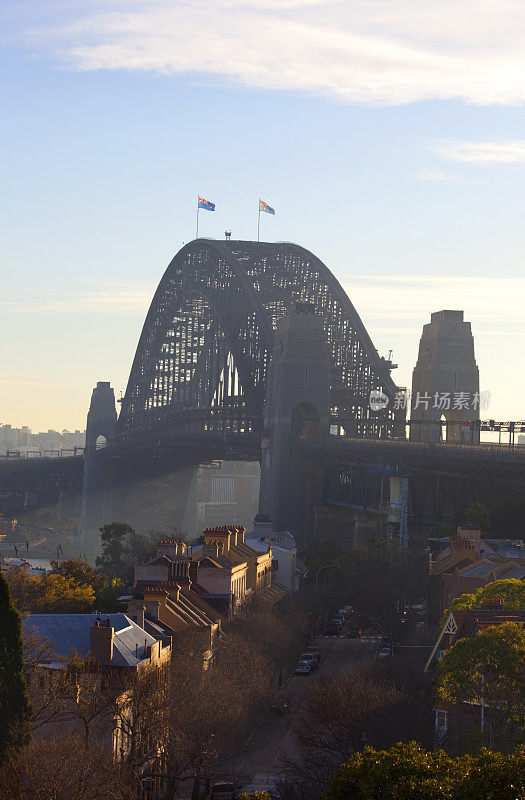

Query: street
[225,633,378,793]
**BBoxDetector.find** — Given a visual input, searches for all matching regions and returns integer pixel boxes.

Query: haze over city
[1,1,525,430]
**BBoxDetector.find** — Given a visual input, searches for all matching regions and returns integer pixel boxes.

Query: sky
[1,0,524,432]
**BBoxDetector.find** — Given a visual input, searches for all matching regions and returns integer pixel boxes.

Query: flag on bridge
[259,200,275,215]
[258,198,276,241]
[196,196,215,239]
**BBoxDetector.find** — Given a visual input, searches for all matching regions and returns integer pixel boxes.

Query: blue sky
[1,0,524,431]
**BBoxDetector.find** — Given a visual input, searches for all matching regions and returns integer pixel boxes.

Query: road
[223,633,378,793]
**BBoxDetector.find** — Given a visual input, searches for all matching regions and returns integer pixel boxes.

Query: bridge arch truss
[118,240,400,438]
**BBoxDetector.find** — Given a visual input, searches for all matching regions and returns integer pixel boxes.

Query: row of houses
[16,522,303,798]
[427,522,525,624]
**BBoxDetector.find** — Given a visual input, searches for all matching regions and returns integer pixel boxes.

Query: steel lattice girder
[119,240,399,437]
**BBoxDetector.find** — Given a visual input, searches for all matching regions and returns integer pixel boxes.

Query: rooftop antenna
[225,230,231,241]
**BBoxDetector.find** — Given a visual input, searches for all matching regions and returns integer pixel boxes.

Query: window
[435,709,447,731]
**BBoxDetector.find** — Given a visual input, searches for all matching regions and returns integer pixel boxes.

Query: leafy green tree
[52,558,122,611]
[323,742,525,800]
[464,501,491,532]
[51,558,98,587]
[437,622,525,747]
[96,523,156,588]
[95,522,132,579]
[3,565,95,613]
[447,579,525,616]
[0,569,31,760]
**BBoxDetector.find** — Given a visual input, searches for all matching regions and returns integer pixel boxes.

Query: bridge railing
[0,447,85,461]
[294,433,525,464]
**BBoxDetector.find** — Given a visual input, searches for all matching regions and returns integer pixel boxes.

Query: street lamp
[315,564,337,585]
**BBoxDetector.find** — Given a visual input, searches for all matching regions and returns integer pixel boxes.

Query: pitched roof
[24,613,159,668]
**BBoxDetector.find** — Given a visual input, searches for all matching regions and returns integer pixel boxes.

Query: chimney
[136,604,146,629]
[90,620,114,666]
[156,538,181,559]
[144,599,160,620]
[189,559,199,586]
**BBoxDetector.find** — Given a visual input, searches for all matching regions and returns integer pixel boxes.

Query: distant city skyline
[1,1,524,430]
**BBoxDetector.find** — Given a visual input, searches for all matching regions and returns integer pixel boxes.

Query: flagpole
[257,198,261,242]
[196,197,199,240]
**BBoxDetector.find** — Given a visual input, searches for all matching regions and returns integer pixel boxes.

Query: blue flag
[259,200,275,215]
[198,196,215,211]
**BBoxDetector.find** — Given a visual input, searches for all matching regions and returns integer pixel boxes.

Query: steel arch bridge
[118,239,400,440]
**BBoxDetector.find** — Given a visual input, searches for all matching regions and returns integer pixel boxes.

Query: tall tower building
[411,310,479,443]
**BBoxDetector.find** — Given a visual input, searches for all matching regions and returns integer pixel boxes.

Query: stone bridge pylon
[410,310,480,443]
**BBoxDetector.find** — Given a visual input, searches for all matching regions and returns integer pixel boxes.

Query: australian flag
[198,196,215,211]
[259,200,275,215]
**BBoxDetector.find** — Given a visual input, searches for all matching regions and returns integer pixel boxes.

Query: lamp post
[314,564,337,638]
[315,564,337,586]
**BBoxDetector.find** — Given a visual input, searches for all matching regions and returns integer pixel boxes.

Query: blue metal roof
[24,613,158,667]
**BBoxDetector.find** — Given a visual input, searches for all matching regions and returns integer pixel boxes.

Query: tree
[0,735,132,800]
[96,522,156,588]
[437,622,525,748]
[52,558,98,587]
[226,609,306,676]
[280,658,433,799]
[447,579,525,616]
[323,743,525,800]
[52,559,122,611]
[95,522,132,579]
[0,569,31,760]
[239,794,273,800]
[464,501,491,532]
[3,565,95,614]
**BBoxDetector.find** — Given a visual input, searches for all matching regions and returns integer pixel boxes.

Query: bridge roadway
[294,434,525,476]
[1,429,524,494]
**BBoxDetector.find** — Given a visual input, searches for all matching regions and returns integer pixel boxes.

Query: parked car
[377,646,392,659]
[337,609,348,619]
[299,652,319,670]
[331,618,343,629]
[306,645,322,661]
[295,660,311,675]
[347,624,361,638]
[344,605,354,613]
[210,782,236,800]
[324,623,341,637]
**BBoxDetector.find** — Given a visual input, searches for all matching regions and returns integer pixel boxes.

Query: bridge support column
[79,382,117,558]
[258,303,331,544]
[410,310,480,443]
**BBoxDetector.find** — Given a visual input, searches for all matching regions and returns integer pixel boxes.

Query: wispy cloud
[433,140,525,164]
[3,280,155,316]
[5,0,525,106]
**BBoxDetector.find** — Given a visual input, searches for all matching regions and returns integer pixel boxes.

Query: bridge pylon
[258,302,331,544]
[79,382,117,557]
[410,310,480,443]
